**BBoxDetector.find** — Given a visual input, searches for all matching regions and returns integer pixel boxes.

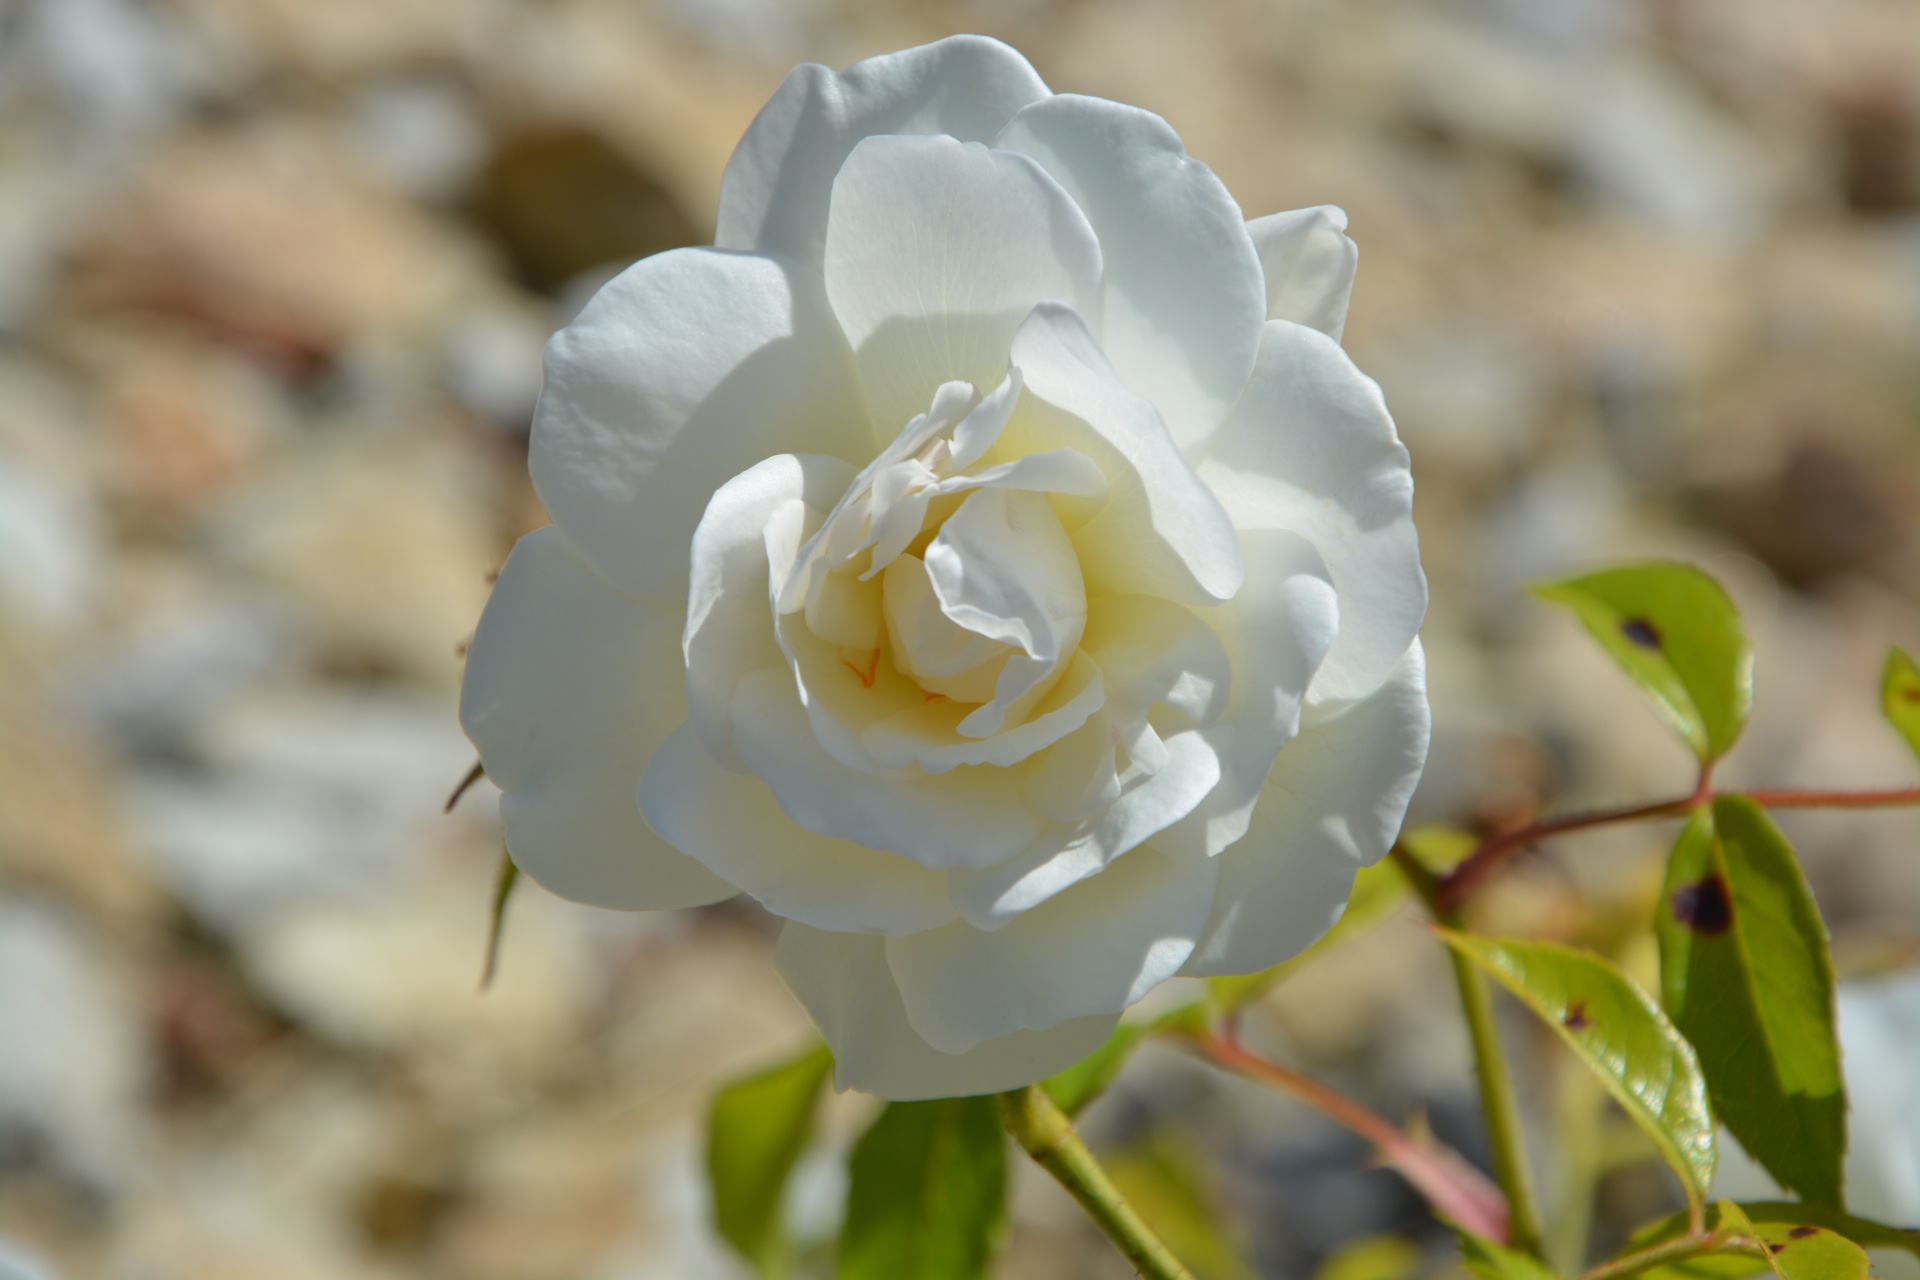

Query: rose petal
[1198,320,1425,706]
[924,488,1087,737]
[947,726,1221,928]
[997,93,1264,450]
[716,36,1051,274]
[639,725,957,934]
[730,667,1042,870]
[460,528,735,910]
[1005,302,1244,605]
[1153,528,1340,860]
[530,249,873,605]
[1178,641,1430,977]
[824,133,1104,433]
[687,453,857,771]
[774,924,1114,1100]
[1247,205,1359,341]
[889,844,1217,1053]
[862,651,1105,774]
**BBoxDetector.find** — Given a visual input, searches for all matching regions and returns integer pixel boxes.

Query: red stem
[1435,782,1920,913]
[1186,1031,1511,1243]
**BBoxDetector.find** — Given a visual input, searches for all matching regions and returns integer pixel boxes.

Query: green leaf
[1534,562,1752,761]
[1043,1021,1147,1118]
[838,1096,1006,1280]
[1316,1235,1424,1280]
[479,851,519,990]
[1399,824,1480,872]
[1655,800,1846,1207]
[1438,932,1716,1213]
[1731,1203,1920,1260]
[707,1041,834,1271]
[1881,648,1920,759]
[1721,1203,1873,1280]
[1456,1231,1561,1280]
[1208,857,1412,1011]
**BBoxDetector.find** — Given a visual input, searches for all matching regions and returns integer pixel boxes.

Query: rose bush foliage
[460,36,1428,1099]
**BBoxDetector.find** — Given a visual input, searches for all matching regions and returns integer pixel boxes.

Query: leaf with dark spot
[1438,931,1716,1214]
[1671,874,1734,936]
[1534,562,1751,762]
[1881,648,1920,760]
[1656,804,1846,1207]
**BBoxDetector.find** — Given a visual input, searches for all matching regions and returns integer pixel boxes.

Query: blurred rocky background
[0,0,1916,1276]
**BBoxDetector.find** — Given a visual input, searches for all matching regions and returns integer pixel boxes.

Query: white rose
[460,35,1428,1100]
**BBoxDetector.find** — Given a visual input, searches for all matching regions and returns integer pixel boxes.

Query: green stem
[1577,1231,1754,1280]
[997,1085,1198,1280]
[1449,937,1547,1258]
[1393,843,1546,1257]
[1546,1048,1606,1275]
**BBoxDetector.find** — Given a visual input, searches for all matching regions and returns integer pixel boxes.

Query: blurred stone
[0,459,101,634]
[88,333,293,515]
[67,128,471,379]
[441,300,549,431]
[121,690,479,932]
[1694,436,1913,591]
[241,872,588,1063]
[17,0,200,144]
[350,77,489,204]
[0,900,146,1197]
[0,684,159,926]
[1831,82,1920,216]
[68,595,291,758]
[0,1239,58,1280]
[467,127,703,294]
[1572,56,1775,239]
[214,441,493,688]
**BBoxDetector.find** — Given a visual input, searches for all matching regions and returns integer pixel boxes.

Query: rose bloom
[461,36,1428,1100]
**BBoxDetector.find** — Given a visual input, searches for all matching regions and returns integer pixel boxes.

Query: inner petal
[882,554,1007,702]
[923,487,1088,738]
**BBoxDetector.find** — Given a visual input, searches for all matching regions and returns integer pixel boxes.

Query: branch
[1180,1030,1511,1245]
[1434,783,1920,912]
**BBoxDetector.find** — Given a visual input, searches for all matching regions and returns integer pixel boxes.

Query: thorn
[480,852,519,992]
[445,760,485,813]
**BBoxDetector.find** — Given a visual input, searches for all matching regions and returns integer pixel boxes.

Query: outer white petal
[1154,529,1340,860]
[1005,302,1243,606]
[889,845,1217,1053]
[1179,641,1430,977]
[730,667,1042,870]
[1199,320,1425,706]
[639,725,957,935]
[1247,205,1359,341]
[531,249,871,604]
[716,35,1051,273]
[686,453,857,771]
[775,924,1114,1100]
[997,94,1264,451]
[459,528,734,910]
[823,134,1102,432]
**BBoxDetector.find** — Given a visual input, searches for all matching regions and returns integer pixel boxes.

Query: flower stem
[1186,1031,1510,1242]
[1449,937,1548,1258]
[1392,843,1545,1254]
[997,1085,1197,1280]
